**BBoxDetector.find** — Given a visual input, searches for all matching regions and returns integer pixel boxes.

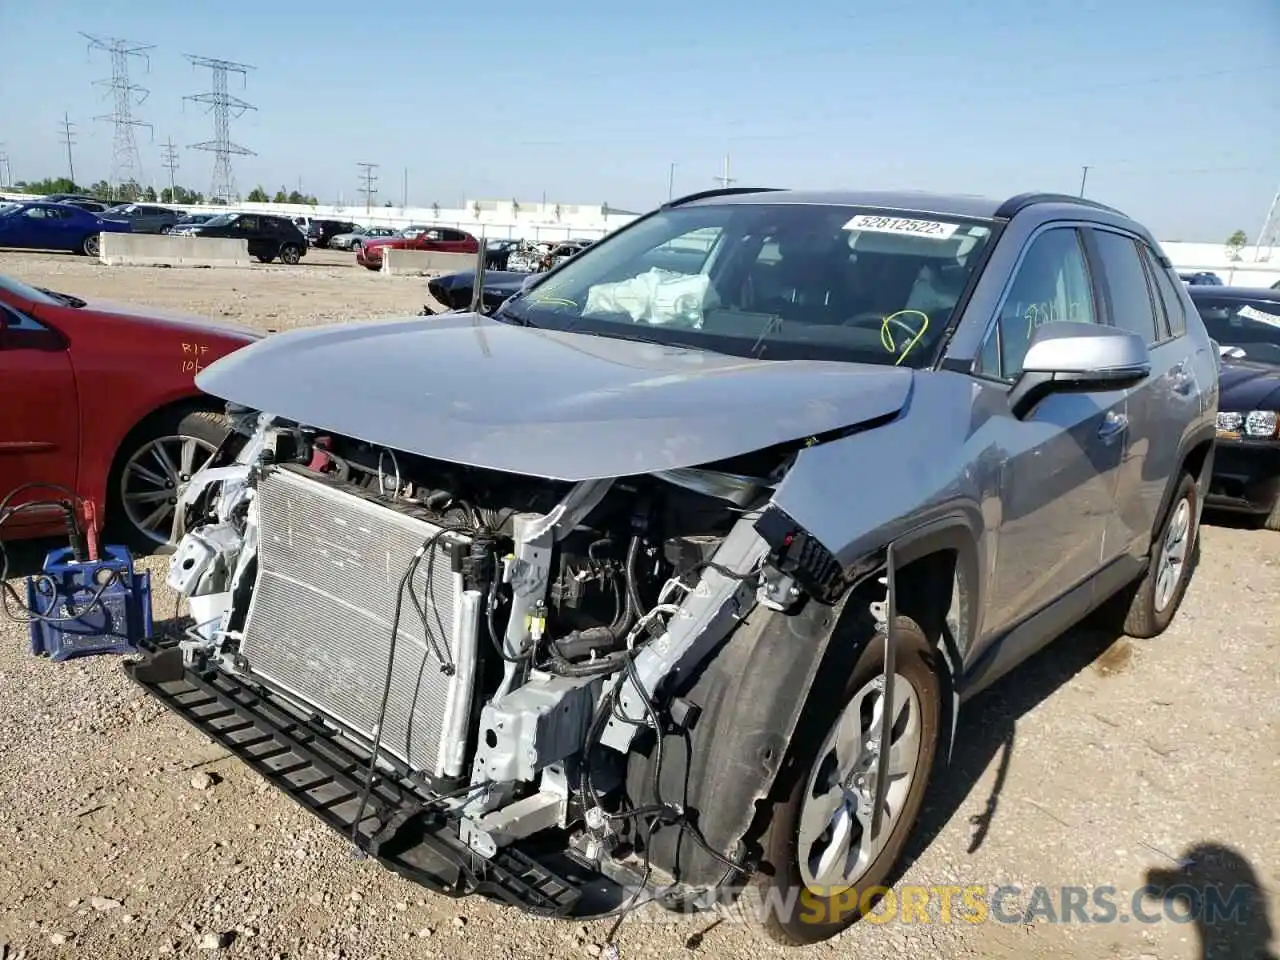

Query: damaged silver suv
[132,188,1218,945]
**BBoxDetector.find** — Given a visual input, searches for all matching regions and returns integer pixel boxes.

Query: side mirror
[1008,322,1151,420]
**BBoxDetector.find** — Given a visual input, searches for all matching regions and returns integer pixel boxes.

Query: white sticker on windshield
[1239,304,1280,328]
[844,214,960,240]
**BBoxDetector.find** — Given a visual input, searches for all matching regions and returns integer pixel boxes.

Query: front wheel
[107,409,230,552]
[753,616,941,946]
[279,244,301,265]
[160,224,172,235]
[81,233,101,257]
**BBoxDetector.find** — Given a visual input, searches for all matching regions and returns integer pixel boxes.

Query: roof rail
[663,186,785,209]
[995,192,1126,220]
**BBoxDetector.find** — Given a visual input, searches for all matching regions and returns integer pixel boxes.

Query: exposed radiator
[238,466,481,778]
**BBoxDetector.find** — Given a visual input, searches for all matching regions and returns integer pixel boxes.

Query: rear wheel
[81,233,101,257]
[107,409,229,552]
[1103,471,1199,638]
[752,616,941,945]
[256,254,276,264]
[279,244,301,265]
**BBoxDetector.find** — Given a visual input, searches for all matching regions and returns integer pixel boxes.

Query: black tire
[1104,471,1199,639]
[106,408,230,553]
[81,233,101,257]
[363,263,380,272]
[160,224,172,235]
[752,616,942,946]
[279,244,301,265]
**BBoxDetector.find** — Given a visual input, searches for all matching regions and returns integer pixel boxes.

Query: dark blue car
[0,200,131,257]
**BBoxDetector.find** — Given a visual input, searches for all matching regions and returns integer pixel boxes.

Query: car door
[1085,229,1202,556]
[972,225,1130,635]
[0,302,79,532]
[235,215,266,257]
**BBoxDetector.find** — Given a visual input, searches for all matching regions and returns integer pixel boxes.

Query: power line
[183,54,256,204]
[356,162,379,214]
[514,64,1280,148]
[58,113,77,185]
[160,137,180,199]
[81,33,154,192]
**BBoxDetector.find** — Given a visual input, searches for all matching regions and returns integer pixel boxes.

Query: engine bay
[163,409,781,894]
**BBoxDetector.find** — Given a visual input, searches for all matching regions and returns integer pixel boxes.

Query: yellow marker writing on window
[880,310,931,366]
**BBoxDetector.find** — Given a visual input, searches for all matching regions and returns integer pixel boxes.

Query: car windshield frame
[1194,295,1280,367]
[495,202,996,367]
[0,272,63,306]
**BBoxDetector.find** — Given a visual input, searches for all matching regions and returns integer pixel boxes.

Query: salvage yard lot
[1,249,1277,960]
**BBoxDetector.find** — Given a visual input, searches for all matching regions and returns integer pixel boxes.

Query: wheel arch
[97,395,228,519]
[629,515,980,890]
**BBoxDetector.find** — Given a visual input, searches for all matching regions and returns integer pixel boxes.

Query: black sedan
[1189,286,1280,530]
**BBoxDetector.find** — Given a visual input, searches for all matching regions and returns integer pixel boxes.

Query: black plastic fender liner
[623,591,855,888]
[625,514,979,889]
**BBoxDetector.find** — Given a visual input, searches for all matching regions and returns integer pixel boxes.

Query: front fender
[626,513,979,889]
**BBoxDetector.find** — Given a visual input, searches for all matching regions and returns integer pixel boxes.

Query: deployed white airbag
[584,268,718,327]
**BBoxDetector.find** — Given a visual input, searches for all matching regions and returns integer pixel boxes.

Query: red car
[0,272,258,550]
[355,226,479,271]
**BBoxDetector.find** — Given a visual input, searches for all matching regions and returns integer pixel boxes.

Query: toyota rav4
[130,188,1217,945]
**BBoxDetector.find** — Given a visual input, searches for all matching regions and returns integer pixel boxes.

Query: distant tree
[383,199,393,207]
[12,176,84,196]
[511,198,520,218]
[246,186,270,202]
[273,188,288,203]
[431,202,440,219]
[160,185,203,204]
[553,203,562,221]
[1226,229,1248,261]
[88,180,112,199]
[602,202,611,218]
[142,185,157,202]
[472,200,481,220]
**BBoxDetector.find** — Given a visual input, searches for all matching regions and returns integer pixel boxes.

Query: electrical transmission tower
[0,146,11,188]
[81,33,154,193]
[58,113,77,184]
[160,137,180,201]
[183,55,256,203]
[357,162,379,214]
[1254,188,1280,262]
[713,153,736,188]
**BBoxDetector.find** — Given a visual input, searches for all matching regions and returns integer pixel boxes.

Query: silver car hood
[195,312,913,481]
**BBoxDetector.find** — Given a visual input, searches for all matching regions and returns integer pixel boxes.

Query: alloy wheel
[797,672,923,892]
[119,434,218,545]
[1154,496,1192,613]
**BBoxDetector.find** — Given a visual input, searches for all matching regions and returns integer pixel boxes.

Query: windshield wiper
[37,287,86,308]
[492,300,539,328]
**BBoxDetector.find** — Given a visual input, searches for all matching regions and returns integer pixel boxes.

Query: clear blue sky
[0,0,1275,240]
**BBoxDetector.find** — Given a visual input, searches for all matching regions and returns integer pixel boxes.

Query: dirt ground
[0,249,1277,960]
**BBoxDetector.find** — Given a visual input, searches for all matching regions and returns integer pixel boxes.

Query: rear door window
[1090,230,1160,344]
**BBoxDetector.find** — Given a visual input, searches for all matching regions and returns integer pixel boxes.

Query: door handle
[1098,411,1129,442]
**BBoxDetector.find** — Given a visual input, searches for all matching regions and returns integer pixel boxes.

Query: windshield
[202,213,236,227]
[1195,296,1280,366]
[497,203,994,366]
[0,272,62,306]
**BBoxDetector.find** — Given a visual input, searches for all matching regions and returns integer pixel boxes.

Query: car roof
[674,188,1127,223]
[1187,285,1280,302]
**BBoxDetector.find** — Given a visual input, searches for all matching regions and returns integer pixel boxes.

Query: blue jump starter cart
[26,545,154,662]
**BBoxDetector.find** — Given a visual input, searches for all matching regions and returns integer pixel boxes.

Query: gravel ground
[1,250,1277,960]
